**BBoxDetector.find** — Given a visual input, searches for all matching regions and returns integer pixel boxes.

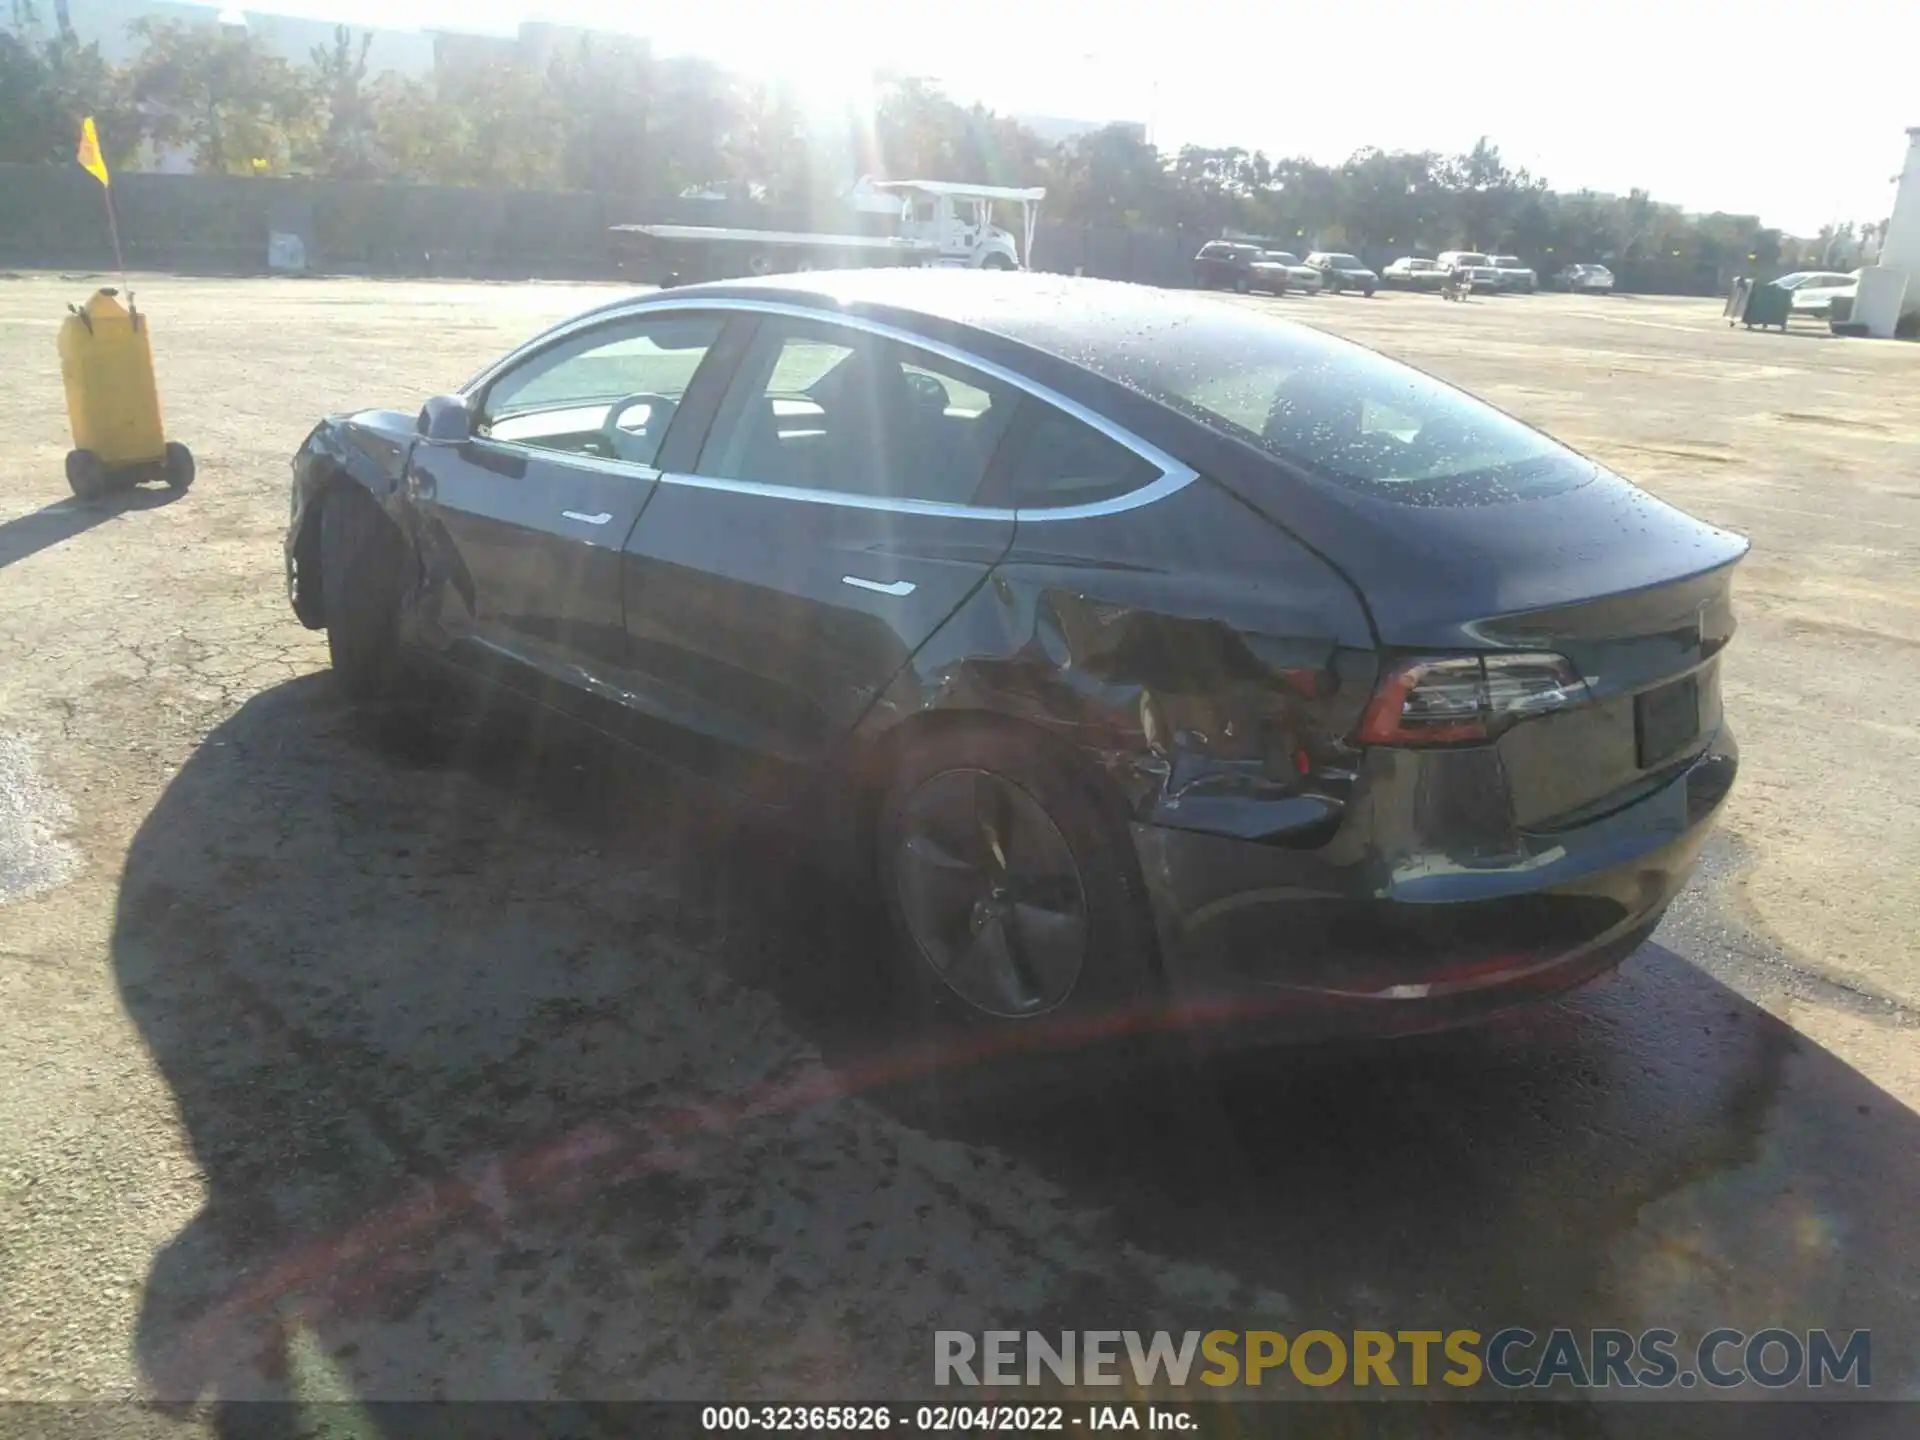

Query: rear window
[1075,304,1593,507]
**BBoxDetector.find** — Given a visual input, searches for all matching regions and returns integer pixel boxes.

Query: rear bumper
[1130,724,1737,1043]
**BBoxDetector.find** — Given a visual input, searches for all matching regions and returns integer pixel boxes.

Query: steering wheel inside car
[600,392,678,465]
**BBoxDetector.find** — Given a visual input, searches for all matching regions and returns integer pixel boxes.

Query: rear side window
[997,402,1158,510]
[1060,302,1591,507]
[693,317,1016,504]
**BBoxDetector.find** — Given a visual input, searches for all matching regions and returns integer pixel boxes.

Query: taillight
[1357,653,1586,746]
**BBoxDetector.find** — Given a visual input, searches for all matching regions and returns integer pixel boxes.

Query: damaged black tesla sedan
[286,271,1743,1043]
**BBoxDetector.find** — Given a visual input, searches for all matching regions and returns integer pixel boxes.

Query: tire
[65,449,107,503]
[163,441,195,491]
[980,252,1017,271]
[875,722,1159,1056]
[318,484,408,702]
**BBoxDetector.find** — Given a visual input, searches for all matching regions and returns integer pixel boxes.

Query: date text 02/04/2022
[699,1404,1188,1431]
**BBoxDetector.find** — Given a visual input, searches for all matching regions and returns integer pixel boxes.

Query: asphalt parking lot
[1,275,1916,1428]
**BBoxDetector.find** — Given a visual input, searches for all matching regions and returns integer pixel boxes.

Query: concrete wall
[0,167,634,277]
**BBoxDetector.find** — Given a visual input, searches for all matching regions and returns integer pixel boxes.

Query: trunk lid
[1279,468,1747,831]
[1480,559,1737,829]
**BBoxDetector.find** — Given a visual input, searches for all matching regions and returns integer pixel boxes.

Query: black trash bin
[1730,279,1793,330]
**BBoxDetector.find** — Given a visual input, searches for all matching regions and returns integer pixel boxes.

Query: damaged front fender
[285,409,424,630]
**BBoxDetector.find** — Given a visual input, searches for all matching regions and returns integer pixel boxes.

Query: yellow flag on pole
[77,117,111,187]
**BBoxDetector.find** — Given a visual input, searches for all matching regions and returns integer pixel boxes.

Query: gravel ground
[0,274,1915,1430]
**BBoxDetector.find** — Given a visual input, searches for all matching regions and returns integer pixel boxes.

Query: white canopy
[872,179,1048,203]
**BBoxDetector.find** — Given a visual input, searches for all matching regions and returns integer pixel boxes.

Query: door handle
[562,510,613,526]
[842,575,915,597]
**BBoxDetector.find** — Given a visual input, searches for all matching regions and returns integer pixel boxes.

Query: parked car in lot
[1305,252,1379,295]
[1786,270,1861,317]
[1488,255,1538,293]
[286,270,1743,1048]
[1554,263,1616,293]
[1383,257,1449,291]
[1771,270,1855,294]
[1260,250,1323,293]
[1192,241,1290,295]
[1435,252,1502,292]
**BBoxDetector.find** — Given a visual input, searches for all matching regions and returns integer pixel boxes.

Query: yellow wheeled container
[57,287,193,501]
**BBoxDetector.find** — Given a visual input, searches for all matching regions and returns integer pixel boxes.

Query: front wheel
[979,252,1017,271]
[319,485,409,702]
[163,441,195,491]
[876,724,1158,1048]
[65,448,106,502]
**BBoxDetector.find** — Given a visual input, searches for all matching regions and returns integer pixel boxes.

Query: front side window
[694,319,1017,504]
[479,315,721,465]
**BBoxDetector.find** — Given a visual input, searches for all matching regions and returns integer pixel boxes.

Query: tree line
[0,7,1886,271]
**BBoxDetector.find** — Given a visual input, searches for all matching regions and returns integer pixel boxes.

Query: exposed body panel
[858,477,1377,842]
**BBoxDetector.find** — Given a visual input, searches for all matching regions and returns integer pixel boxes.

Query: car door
[617,312,1020,789]
[404,310,729,707]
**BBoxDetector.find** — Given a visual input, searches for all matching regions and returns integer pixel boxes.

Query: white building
[63,0,439,73]
[1853,128,1920,337]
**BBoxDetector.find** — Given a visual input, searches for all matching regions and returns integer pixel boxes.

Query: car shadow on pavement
[111,674,1918,1434]
[0,483,185,571]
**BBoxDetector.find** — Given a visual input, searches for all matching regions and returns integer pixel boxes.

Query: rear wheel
[876,724,1158,1053]
[319,485,408,702]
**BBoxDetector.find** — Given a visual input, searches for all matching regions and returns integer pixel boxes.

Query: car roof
[593,270,1325,365]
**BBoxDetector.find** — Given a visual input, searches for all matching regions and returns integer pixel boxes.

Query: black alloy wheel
[876,723,1159,1048]
[891,767,1089,1019]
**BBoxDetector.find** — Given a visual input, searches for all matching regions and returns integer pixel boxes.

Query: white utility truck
[612,177,1044,281]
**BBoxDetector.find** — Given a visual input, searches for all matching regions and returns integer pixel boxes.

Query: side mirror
[417,394,473,445]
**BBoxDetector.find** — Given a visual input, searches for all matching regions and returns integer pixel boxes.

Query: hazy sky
[234,0,1917,234]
